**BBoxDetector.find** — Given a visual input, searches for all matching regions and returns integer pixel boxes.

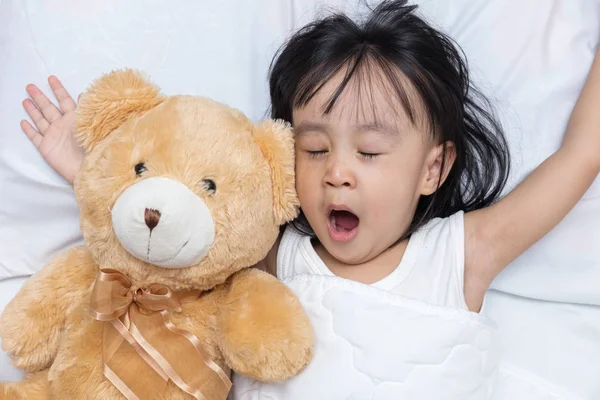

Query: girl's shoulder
[410,210,466,282]
[417,210,465,241]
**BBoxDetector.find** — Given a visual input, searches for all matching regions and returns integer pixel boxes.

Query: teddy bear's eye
[134,163,148,176]
[202,179,217,194]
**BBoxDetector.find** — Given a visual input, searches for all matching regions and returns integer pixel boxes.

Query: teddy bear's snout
[111,177,215,269]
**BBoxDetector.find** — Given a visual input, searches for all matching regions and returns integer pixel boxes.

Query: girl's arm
[20,76,83,184]
[464,47,600,311]
[254,234,281,277]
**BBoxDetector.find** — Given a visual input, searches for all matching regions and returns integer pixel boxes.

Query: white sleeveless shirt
[277,210,468,310]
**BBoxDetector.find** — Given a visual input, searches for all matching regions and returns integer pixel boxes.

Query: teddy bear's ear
[252,119,300,225]
[75,69,164,152]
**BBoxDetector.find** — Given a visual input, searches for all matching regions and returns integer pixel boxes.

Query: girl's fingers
[25,83,63,123]
[20,120,43,149]
[22,99,50,134]
[48,76,77,113]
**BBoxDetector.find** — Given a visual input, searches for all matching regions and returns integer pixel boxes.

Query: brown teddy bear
[0,69,313,400]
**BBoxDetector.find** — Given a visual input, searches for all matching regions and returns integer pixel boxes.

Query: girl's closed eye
[307,149,329,158]
[358,151,380,160]
[357,142,386,159]
[297,136,330,158]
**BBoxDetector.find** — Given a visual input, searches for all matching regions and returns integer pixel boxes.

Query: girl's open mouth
[328,209,359,242]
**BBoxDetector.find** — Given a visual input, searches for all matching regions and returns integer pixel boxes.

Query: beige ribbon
[89,269,232,400]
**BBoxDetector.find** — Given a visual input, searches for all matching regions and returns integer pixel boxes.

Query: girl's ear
[420,141,456,196]
[75,69,165,153]
[251,119,300,225]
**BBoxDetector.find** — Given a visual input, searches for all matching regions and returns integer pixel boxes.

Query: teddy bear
[0,69,314,400]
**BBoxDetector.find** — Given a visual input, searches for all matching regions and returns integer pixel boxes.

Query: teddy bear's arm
[217,268,314,382]
[0,246,97,372]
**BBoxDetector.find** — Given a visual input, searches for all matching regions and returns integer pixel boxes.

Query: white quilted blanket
[231,275,499,400]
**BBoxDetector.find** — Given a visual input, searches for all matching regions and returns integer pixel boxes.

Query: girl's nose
[324,157,356,188]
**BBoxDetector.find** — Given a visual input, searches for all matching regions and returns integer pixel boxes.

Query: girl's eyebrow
[294,121,329,136]
[356,122,398,137]
[294,120,400,137]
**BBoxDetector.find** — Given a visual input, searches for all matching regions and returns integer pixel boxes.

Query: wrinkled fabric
[232,275,499,400]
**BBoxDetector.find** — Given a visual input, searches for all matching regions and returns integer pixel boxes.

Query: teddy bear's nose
[144,208,161,230]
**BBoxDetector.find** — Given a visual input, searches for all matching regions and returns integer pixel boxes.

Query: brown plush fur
[0,70,313,399]
[252,119,299,225]
[75,69,165,152]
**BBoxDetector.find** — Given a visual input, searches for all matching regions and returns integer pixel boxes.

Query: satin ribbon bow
[89,269,232,400]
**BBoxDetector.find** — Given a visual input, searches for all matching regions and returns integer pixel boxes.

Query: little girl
[18,1,600,398]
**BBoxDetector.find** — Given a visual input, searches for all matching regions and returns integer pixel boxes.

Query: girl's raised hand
[21,76,84,184]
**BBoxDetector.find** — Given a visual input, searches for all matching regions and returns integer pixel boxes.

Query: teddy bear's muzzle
[111,177,215,269]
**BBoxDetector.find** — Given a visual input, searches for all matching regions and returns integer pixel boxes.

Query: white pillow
[0,0,298,281]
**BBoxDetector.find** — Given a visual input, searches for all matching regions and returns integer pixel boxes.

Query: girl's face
[292,70,448,265]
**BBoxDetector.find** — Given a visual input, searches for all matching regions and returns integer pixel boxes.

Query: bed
[1,1,598,398]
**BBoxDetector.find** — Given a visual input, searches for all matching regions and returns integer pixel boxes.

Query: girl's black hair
[268,0,510,239]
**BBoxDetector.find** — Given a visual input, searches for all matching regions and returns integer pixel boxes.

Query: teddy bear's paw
[224,336,313,382]
[9,354,51,374]
[219,268,315,382]
[0,331,56,373]
[262,337,314,381]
